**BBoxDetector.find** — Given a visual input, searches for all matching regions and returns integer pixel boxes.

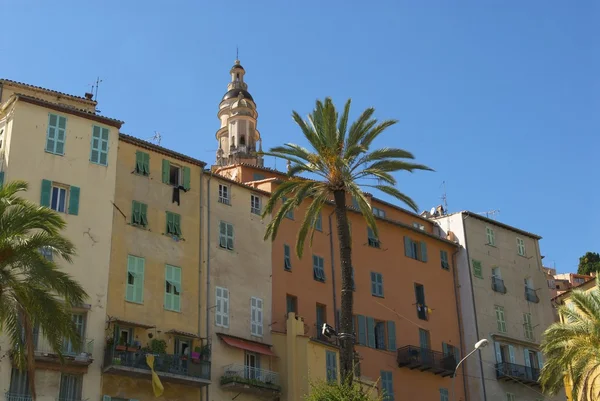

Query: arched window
[240,135,246,146]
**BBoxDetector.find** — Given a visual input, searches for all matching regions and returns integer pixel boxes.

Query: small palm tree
[540,277,600,400]
[0,181,87,399]
[262,98,432,383]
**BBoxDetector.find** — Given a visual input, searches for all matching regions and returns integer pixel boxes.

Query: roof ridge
[1,79,96,104]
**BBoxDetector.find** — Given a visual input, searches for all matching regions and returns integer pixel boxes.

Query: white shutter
[215,287,222,326]
[494,342,502,363]
[508,345,515,363]
[257,298,263,336]
[251,297,257,335]
[524,349,531,367]
[222,288,229,327]
[216,287,229,327]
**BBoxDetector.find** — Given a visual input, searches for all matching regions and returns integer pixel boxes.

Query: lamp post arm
[451,347,479,401]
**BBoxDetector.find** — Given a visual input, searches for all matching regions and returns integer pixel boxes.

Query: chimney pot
[84,92,94,100]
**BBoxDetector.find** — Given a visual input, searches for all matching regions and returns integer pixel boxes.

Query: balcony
[525,287,539,303]
[496,362,540,386]
[221,364,281,395]
[492,277,507,294]
[33,337,94,366]
[103,347,211,387]
[396,346,456,377]
[5,393,32,401]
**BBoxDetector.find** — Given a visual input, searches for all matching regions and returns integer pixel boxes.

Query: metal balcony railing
[34,336,93,362]
[5,393,32,401]
[492,277,507,294]
[104,347,211,380]
[221,364,281,390]
[496,362,540,385]
[396,346,456,377]
[525,287,539,303]
[56,398,83,401]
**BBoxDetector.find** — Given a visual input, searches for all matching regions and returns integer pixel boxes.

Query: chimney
[84,92,94,100]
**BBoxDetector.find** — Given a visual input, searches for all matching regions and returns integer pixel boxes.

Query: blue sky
[1,0,597,272]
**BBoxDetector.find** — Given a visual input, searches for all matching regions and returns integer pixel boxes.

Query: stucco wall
[0,82,97,113]
[0,100,118,401]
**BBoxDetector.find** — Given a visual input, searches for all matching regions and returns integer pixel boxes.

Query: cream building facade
[0,80,122,401]
[434,211,563,401]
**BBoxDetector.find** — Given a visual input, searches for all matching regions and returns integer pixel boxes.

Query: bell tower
[215,59,263,167]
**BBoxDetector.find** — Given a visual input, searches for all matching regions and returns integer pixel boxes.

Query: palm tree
[540,277,600,400]
[261,98,432,383]
[0,181,87,399]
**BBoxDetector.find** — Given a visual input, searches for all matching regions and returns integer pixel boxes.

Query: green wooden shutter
[126,256,135,302]
[131,201,140,224]
[135,151,144,173]
[366,317,375,348]
[386,321,396,350]
[174,213,182,235]
[140,203,148,226]
[357,315,367,345]
[68,186,80,215]
[143,152,150,174]
[135,257,144,303]
[172,266,181,312]
[404,236,411,257]
[183,167,191,190]
[165,265,173,310]
[40,179,52,206]
[420,241,428,262]
[161,159,170,183]
[166,212,173,234]
[0,171,4,188]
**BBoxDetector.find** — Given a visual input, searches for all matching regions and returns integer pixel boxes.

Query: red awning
[218,334,277,357]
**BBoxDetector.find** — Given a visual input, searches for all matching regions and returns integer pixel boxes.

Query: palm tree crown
[0,181,88,399]
[261,97,432,383]
[540,277,600,401]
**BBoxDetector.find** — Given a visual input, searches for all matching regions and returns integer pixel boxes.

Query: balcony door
[245,352,261,381]
[174,337,190,373]
[63,314,85,355]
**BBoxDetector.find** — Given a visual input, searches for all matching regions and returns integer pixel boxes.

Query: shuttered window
[326,351,337,382]
[164,265,181,312]
[219,221,234,250]
[472,259,483,278]
[381,371,394,401]
[135,151,150,175]
[486,227,495,246]
[440,250,449,270]
[313,255,325,282]
[250,297,263,337]
[215,287,229,328]
[495,305,507,333]
[58,374,82,401]
[371,272,384,297]
[284,244,292,270]
[131,201,148,227]
[439,388,449,401]
[404,236,427,262]
[90,125,109,166]
[166,212,182,236]
[46,113,66,155]
[126,255,145,304]
[523,313,534,340]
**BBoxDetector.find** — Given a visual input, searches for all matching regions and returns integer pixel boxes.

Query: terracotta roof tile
[1,79,96,104]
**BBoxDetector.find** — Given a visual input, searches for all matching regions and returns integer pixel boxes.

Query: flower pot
[116,345,127,351]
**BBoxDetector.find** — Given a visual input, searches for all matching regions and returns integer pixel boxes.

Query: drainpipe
[451,248,469,401]
[461,214,487,401]
[198,169,204,401]
[205,170,213,401]
[328,211,338,331]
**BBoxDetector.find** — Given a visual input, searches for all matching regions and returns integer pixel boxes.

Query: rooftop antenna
[90,77,102,113]
[476,209,500,219]
[440,181,449,213]
[236,46,239,60]
[148,131,162,146]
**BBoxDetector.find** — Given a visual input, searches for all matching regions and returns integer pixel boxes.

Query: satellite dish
[430,207,436,216]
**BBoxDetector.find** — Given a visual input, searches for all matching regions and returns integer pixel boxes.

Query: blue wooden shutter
[0,171,4,188]
[420,241,428,262]
[357,315,367,345]
[378,273,384,296]
[183,166,191,190]
[68,186,80,215]
[442,342,448,355]
[404,236,412,257]
[40,179,52,206]
[371,272,377,295]
[162,159,170,183]
[386,321,396,350]
[366,317,375,348]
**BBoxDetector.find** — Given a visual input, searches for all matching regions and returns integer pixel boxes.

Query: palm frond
[364,185,419,212]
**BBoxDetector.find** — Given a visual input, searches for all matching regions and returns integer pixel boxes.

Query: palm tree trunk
[333,189,354,385]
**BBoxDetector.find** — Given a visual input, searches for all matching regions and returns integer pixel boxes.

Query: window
[135,150,150,175]
[286,295,297,314]
[40,247,53,261]
[282,197,294,219]
[374,321,386,349]
[9,368,30,396]
[219,184,230,204]
[313,255,325,282]
[45,113,66,155]
[486,227,495,246]
[253,173,265,181]
[314,212,322,231]
[440,250,449,270]
[517,237,526,256]
[413,222,425,230]
[164,265,181,312]
[574,277,585,285]
[326,350,337,382]
[415,284,427,320]
[367,227,380,248]
[215,286,229,328]
[131,201,148,227]
[219,221,234,250]
[419,328,430,349]
[371,272,384,297]
[90,125,109,165]
[245,352,260,379]
[126,255,145,304]
[523,313,534,340]
[169,164,181,186]
[442,343,460,364]
[250,297,263,337]
[404,237,427,262]
[166,211,182,236]
[161,159,190,189]
[506,393,515,401]
[492,267,506,293]
[284,244,292,270]
[64,313,85,355]
[250,194,261,215]
[472,259,483,278]
[380,371,394,401]
[40,180,80,216]
[373,207,386,218]
[316,304,326,338]
[357,316,395,350]
[351,196,360,209]
[439,388,449,401]
[58,374,82,401]
[495,305,507,333]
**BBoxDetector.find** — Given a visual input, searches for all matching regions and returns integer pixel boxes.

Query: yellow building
[553,278,597,401]
[101,134,208,401]
[0,79,122,401]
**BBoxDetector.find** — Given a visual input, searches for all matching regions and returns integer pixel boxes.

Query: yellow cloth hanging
[146,354,164,397]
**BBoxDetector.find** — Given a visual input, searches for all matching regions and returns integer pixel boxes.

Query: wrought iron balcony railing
[496,362,540,385]
[397,345,456,377]
[525,287,539,303]
[221,364,281,391]
[492,277,507,294]
[5,393,32,401]
[33,336,93,363]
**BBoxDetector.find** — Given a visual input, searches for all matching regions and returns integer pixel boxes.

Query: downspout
[205,171,213,401]
[328,211,338,331]
[451,248,469,401]
[461,215,487,401]
[198,168,204,401]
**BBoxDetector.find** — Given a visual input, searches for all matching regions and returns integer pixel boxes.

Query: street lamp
[452,339,489,401]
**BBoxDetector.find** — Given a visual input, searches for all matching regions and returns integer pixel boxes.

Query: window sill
[164,308,181,313]
[90,161,108,167]
[219,246,235,252]
[372,294,384,299]
[517,254,528,258]
[129,223,149,230]
[284,268,292,272]
[485,243,497,248]
[45,150,64,156]
[133,171,149,177]
[313,279,326,283]
[218,199,232,206]
[125,300,144,305]
[164,233,185,241]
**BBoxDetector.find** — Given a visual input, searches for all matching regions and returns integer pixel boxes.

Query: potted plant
[200,343,211,361]
[191,346,201,362]
[115,335,127,351]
